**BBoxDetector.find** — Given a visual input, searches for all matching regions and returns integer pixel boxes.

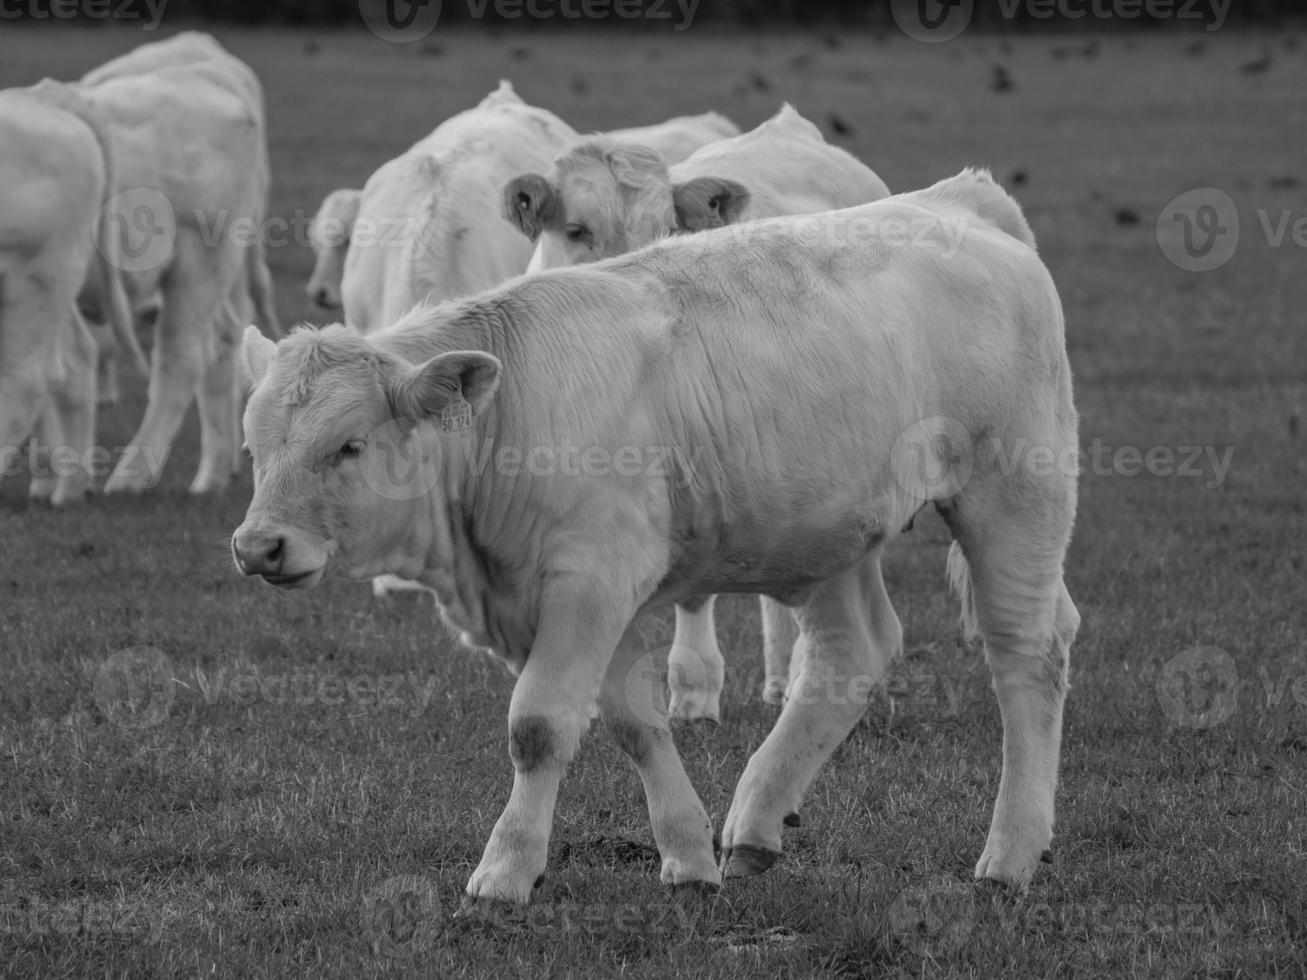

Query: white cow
[232,170,1080,905]
[308,110,737,315]
[80,31,281,344]
[36,38,279,495]
[503,103,892,720]
[605,111,739,165]
[0,89,142,505]
[306,189,362,310]
[341,81,579,335]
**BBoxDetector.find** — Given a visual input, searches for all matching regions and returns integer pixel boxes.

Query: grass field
[2,20,1306,979]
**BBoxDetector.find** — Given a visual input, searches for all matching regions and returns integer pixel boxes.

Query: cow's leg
[41,312,98,506]
[943,475,1079,891]
[106,238,238,494]
[466,584,635,905]
[599,626,720,888]
[667,595,725,723]
[27,407,61,502]
[720,551,901,876]
[1,283,59,499]
[760,596,799,704]
[191,294,243,494]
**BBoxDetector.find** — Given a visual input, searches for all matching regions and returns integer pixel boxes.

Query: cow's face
[231,325,500,588]
[503,139,677,271]
[306,189,360,309]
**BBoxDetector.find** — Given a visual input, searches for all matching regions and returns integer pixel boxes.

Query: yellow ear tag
[441,396,473,432]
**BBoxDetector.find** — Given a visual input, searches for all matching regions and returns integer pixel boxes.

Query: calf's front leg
[466,582,634,905]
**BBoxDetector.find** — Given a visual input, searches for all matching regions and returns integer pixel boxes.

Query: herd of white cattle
[5,33,1080,906]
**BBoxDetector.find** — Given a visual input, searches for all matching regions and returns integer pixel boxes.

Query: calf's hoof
[719,844,780,878]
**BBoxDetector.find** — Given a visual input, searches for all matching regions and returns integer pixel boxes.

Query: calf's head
[306,189,361,309]
[231,324,500,588]
[503,137,751,271]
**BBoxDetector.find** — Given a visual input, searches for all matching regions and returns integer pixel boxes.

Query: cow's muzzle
[231,527,323,588]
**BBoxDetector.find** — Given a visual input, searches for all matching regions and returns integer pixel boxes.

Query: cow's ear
[672,177,752,232]
[390,351,502,422]
[502,174,557,241]
[241,324,276,391]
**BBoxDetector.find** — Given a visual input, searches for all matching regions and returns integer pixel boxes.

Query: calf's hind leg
[720,551,901,875]
[599,625,720,888]
[943,475,1079,890]
[667,595,725,723]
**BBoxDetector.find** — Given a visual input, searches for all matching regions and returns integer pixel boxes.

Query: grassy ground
[2,21,1306,980]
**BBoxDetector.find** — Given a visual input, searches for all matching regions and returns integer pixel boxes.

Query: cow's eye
[336,440,364,462]
[565,224,591,244]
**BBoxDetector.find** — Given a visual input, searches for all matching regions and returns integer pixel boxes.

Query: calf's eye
[565,224,590,244]
[337,440,364,461]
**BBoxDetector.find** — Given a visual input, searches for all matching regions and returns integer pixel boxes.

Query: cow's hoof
[455,893,521,920]
[50,487,90,508]
[669,879,721,897]
[103,472,147,495]
[720,844,780,878]
[188,474,230,495]
[973,843,1040,893]
[670,713,720,732]
[668,694,721,726]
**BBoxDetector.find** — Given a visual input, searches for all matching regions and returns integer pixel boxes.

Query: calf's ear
[672,176,752,232]
[502,174,558,241]
[241,324,277,391]
[389,351,502,422]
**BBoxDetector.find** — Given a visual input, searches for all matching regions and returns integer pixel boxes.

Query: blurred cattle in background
[503,102,892,720]
[0,88,142,506]
[340,80,578,334]
[604,111,740,165]
[306,108,737,314]
[35,33,281,496]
